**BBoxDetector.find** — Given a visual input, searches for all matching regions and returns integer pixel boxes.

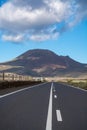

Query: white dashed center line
[46,83,63,130]
[54,95,57,99]
[56,110,63,122]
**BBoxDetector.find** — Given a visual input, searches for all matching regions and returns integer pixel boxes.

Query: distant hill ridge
[0,49,87,77]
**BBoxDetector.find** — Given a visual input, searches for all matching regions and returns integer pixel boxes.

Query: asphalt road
[0,82,87,130]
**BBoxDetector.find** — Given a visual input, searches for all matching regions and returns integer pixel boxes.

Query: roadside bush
[0,81,42,90]
[67,81,87,90]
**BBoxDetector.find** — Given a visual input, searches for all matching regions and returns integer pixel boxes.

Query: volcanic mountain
[0,49,87,77]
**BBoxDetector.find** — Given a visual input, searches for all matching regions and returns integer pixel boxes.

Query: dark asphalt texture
[0,82,87,130]
[52,82,87,130]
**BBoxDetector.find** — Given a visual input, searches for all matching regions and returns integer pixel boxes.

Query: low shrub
[67,81,87,90]
[0,81,42,90]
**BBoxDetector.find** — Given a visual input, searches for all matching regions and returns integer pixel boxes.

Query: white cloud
[2,34,24,42]
[30,32,59,42]
[0,1,71,30]
[0,0,87,42]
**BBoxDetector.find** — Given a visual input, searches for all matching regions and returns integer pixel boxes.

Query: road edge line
[59,83,87,92]
[0,82,47,99]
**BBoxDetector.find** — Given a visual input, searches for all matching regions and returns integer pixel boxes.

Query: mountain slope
[0,49,87,77]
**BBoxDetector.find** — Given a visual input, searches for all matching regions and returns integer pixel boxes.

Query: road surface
[0,82,87,130]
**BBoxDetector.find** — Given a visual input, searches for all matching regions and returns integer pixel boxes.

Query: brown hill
[0,49,87,77]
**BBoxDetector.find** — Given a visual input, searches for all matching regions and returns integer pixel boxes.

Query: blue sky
[0,0,87,63]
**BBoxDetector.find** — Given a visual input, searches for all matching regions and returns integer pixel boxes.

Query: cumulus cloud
[68,0,87,27]
[2,34,24,42]
[30,32,59,41]
[0,0,87,42]
[12,0,45,8]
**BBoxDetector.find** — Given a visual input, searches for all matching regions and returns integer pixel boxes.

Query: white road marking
[54,95,57,99]
[60,83,87,92]
[0,82,47,99]
[56,110,63,122]
[46,83,53,130]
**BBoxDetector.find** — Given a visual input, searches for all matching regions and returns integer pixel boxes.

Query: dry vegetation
[0,72,43,91]
[46,77,87,90]
[0,81,42,90]
[65,79,87,90]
